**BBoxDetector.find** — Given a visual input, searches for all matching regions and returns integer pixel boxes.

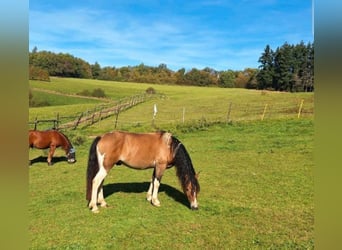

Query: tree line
[256,41,314,92]
[29,41,314,92]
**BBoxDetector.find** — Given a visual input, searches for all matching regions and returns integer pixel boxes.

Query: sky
[29,0,313,71]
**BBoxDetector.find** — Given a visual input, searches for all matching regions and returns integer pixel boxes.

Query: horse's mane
[55,130,73,149]
[171,136,200,194]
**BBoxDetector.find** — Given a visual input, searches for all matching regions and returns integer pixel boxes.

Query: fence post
[56,113,60,130]
[152,104,157,127]
[297,99,304,118]
[34,117,38,130]
[227,102,232,123]
[73,113,83,130]
[182,107,186,124]
[114,108,120,129]
[261,104,268,121]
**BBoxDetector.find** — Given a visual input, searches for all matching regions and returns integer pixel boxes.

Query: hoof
[100,203,108,208]
[151,199,161,207]
[90,206,99,213]
[191,206,199,210]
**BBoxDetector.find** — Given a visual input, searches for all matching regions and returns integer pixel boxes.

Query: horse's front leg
[146,169,161,206]
[150,164,166,207]
[151,177,161,207]
[47,145,56,166]
[146,169,155,202]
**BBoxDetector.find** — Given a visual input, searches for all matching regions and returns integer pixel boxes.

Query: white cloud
[29,1,313,71]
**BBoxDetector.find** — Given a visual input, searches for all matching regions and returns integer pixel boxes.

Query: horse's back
[97,131,173,168]
[100,131,170,150]
[29,129,63,148]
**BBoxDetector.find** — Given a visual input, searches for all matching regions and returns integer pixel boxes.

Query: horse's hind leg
[97,181,108,208]
[89,153,107,213]
[89,168,107,213]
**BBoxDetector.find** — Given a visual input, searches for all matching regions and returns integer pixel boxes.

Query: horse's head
[67,147,76,163]
[171,136,200,210]
[184,173,200,210]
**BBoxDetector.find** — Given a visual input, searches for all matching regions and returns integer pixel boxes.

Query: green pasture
[29,78,314,249]
[30,77,149,99]
[30,90,102,107]
[29,77,314,131]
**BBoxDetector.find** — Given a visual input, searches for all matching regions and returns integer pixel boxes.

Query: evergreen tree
[256,45,274,89]
[273,43,294,91]
[256,42,314,92]
[91,62,101,79]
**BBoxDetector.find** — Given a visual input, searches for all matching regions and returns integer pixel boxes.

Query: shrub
[29,65,50,81]
[146,87,156,94]
[92,88,106,98]
[77,88,106,98]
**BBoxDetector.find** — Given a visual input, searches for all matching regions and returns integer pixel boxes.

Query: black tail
[171,136,200,195]
[86,136,101,201]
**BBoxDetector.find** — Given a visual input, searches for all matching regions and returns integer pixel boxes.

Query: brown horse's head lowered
[86,131,200,213]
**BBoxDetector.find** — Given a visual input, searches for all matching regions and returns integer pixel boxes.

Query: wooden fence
[28,93,150,131]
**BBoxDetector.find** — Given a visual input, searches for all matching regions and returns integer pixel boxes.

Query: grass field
[29,77,313,130]
[29,78,314,249]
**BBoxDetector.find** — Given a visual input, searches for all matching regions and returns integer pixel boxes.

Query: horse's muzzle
[68,149,76,163]
[190,198,198,210]
[68,158,76,164]
[191,205,199,210]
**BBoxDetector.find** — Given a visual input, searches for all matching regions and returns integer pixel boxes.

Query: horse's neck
[64,142,72,151]
[59,133,72,151]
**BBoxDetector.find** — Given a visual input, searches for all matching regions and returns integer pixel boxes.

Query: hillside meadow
[29,77,313,130]
[29,78,314,249]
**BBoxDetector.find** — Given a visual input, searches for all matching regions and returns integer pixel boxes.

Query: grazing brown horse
[29,130,76,166]
[86,131,200,213]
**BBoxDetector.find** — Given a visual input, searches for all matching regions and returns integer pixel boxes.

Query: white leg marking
[98,186,107,207]
[89,149,107,213]
[151,178,161,207]
[146,180,153,202]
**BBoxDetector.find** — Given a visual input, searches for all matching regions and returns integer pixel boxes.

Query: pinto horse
[86,131,200,213]
[29,130,76,165]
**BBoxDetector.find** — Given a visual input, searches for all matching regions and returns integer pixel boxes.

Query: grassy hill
[29,78,314,249]
[29,77,314,132]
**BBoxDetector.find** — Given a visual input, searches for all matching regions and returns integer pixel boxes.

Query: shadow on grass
[29,155,68,166]
[103,182,189,208]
